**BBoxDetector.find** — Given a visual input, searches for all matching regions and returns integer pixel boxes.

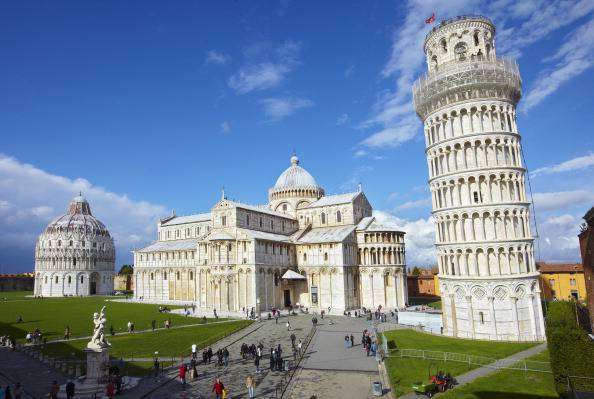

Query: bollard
[372,381,383,396]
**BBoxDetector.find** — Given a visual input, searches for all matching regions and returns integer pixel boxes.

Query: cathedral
[133,155,407,314]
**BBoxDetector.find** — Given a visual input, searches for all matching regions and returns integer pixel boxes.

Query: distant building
[134,154,408,313]
[407,269,439,298]
[34,195,116,296]
[0,273,34,292]
[536,262,586,302]
[114,274,134,292]
[579,206,594,329]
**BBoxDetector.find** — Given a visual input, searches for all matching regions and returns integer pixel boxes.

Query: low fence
[388,348,552,373]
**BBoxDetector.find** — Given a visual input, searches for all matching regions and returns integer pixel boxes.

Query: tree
[118,265,134,275]
[411,266,421,276]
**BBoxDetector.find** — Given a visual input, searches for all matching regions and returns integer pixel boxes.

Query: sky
[1,0,594,273]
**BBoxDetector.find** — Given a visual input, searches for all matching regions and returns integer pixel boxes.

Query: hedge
[546,301,594,397]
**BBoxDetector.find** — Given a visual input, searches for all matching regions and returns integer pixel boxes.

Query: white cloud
[531,152,594,177]
[259,97,314,122]
[353,149,367,158]
[532,190,594,211]
[228,40,301,94]
[220,121,232,134]
[534,213,582,262]
[523,17,594,111]
[205,50,230,65]
[0,154,167,272]
[336,113,349,125]
[344,66,354,78]
[392,197,432,212]
[373,210,436,266]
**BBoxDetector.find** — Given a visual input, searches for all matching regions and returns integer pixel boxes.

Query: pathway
[398,342,548,399]
[123,314,315,399]
[286,316,383,399]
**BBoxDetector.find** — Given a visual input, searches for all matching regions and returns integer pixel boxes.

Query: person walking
[344,335,350,348]
[290,333,296,349]
[254,354,261,374]
[151,319,156,332]
[13,383,22,399]
[212,377,225,399]
[63,325,70,340]
[223,347,229,367]
[65,380,75,399]
[246,375,255,398]
[153,355,160,377]
[49,381,59,399]
[105,382,114,398]
[297,339,303,355]
[350,334,354,348]
[286,321,291,331]
[179,364,187,390]
[192,343,197,359]
[127,321,132,333]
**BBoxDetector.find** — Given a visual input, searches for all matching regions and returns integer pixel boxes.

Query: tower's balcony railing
[424,14,493,43]
[413,57,521,118]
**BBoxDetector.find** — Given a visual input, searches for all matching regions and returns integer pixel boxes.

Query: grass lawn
[439,351,556,399]
[0,290,35,300]
[383,329,537,397]
[0,295,216,342]
[408,296,442,309]
[39,320,252,376]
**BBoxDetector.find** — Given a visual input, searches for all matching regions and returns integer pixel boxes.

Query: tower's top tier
[424,15,496,73]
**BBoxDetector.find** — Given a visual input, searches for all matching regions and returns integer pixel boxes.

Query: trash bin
[284,359,293,371]
[372,381,382,396]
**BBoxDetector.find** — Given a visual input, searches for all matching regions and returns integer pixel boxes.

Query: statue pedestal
[62,346,111,398]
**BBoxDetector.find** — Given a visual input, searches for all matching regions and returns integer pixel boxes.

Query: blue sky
[1,0,594,273]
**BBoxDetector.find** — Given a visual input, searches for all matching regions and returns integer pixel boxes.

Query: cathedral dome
[273,155,320,189]
[44,194,111,239]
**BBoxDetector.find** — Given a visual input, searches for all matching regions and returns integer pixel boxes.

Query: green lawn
[439,351,556,399]
[0,290,34,300]
[408,296,442,309]
[0,295,214,342]
[383,329,537,397]
[38,320,252,376]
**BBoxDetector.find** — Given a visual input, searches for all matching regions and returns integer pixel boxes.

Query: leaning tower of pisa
[413,15,545,341]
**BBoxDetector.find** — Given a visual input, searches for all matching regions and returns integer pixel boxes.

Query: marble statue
[87,305,109,349]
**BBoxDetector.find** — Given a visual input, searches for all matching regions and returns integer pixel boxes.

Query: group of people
[0,383,22,399]
[361,329,378,358]
[24,328,44,344]
[0,335,16,349]
[343,333,355,348]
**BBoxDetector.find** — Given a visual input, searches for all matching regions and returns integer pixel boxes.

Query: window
[190,271,194,281]
[55,276,59,283]
[283,204,287,211]
[324,253,328,261]
[93,242,97,248]
[336,211,342,223]
[176,271,180,280]
[570,278,576,286]
[473,191,480,203]
[479,312,484,324]
[164,272,167,280]
[82,241,85,247]
[321,212,326,224]
[259,217,263,228]
[58,240,61,246]
[68,276,71,284]
[150,273,154,280]
[73,258,76,266]
[45,276,48,284]
[80,276,84,284]
[473,31,479,46]
[222,216,227,226]
[549,278,555,286]
[246,215,250,226]
[440,38,447,53]
[282,221,285,231]
[242,241,247,251]
[69,240,73,247]
[271,220,274,229]
[176,230,180,237]
[303,253,307,262]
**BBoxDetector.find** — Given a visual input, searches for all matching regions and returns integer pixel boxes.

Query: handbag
[222,389,228,399]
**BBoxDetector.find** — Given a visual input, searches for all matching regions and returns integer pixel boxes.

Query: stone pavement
[398,342,548,399]
[0,347,68,399]
[287,316,383,399]
[125,314,315,399]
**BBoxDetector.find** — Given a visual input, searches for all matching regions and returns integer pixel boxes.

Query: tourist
[350,334,354,348]
[153,355,160,377]
[190,358,198,380]
[297,339,303,355]
[25,332,31,343]
[254,353,261,374]
[344,335,350,348]
[207,347,213,363]
[223,347,229,367]
[13,383,22,399]
[110,325,115,336]
[127,321,132,333]
[64,325,70,340]
[151,320,156,331]
[290,333,296,349]
[213,308,218,319]
[203,316,208,324]
[49,381,59,399]
[246,375,255,398]
[130,322,135,333]
[105,381,114,398]
[192,343,197,359]
[202,349,208,364]
[179,363,187,390]
[286,321,291,331]
[212,377,225,399]
[65,380,75,399]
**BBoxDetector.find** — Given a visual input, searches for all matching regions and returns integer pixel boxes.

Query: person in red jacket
[212,377,225,399]
[179,364,187,390]
[105,382,115,398]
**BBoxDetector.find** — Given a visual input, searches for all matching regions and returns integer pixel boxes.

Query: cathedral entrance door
[284,290,291,307]
[90,282,97,295]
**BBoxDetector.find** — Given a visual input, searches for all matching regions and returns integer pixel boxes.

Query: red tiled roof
[536,262,583,273]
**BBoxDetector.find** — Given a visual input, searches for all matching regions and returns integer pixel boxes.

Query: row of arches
[430,172,527,210]
[437,244,535,277]
[363,232,404,244]
[424,103,517,146]
[435,207,531,244]
[357,247,405,266]
[427,136,522,179]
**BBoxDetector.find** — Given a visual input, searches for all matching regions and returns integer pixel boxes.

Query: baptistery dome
[268,154,324,215]
[34,195,115,297]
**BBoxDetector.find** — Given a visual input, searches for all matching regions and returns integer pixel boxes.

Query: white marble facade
[134,155,407,314]
[34,195,115,296]
[415,15,545,340]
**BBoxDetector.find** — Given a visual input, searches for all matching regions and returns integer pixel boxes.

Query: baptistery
[34,195,115,296]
